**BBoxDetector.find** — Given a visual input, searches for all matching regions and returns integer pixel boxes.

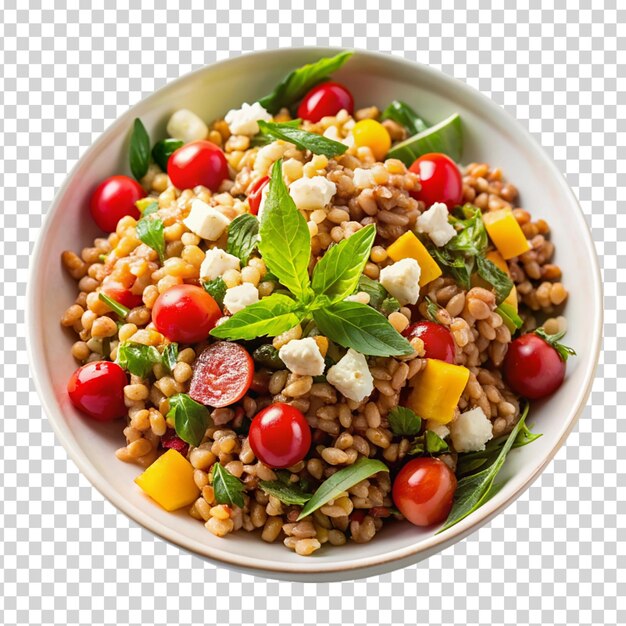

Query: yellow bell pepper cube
[135,449,199,511]
[406,359,470,424]
[386,231,442,287]
[482,209,531,260]
[486,250,518,311]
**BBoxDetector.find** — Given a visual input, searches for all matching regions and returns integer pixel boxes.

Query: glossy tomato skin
[167,140,229,191]
[249,403,312,469]
[392,457,457,527]
[297,81,354,123]
[90,175,143,232]
[152,284,221,344]
[101,281,143,309]
[248,176,269,216]
[409,153,463,210]
[403,321,455,363]
[67,361,128,422]
[503,333,565,399]
[189,342,254,408]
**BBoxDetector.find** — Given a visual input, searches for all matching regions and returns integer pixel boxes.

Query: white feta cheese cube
[450,407,493,453]
[183,199,230,241]
[352,167,376,189]
[426,420,450,440]
[223,283,259,314]
[166,109,208,143]
[199,248,240,281]
[278,337,326,377]
[379,258,421,305]
[289,176,337,211]
[416,202,457,247]
[224,102,272,136]
[326,349,374,403]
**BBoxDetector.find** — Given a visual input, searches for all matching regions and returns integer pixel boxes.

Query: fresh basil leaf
[258,160,312,299]
[380,296,401,316]
[202,276,227,308]
[447,205,488,256]
[476,256,514,304]
[297,457,388,520]
[212,462,245,508]
[381,100,429,135]
[258,120,348,158]
[259,480,313,506]
[425,430,449,454]
[312,300,413,357]
[312,225,376,302]
[356,275,387,310]
[162,343,179,372]
[116,341,161,378]
[151,138,184,171]
[210,293,304,341]
[534,327,576,362]
[98,292,130,319]
[428,245,473,290]
[251,119,301,147]
[227,213,260,265]
[388,406,422,436]
[129,118,150,180]
[258,51,353,114]
[135,198,159,215]
[167,393,209,447]
[136,215,166,263]
[252,344,285,370]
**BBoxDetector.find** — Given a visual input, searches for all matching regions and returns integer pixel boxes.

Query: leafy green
[259,480,312,506]
[251,120,300,147]
[227,213,260,265]
[202,276,227,308]
[136,198,159,215]
[387,406,422,436]
[129,118,150,180]
[258,51,353,114]
[381,100,429,135]
[534,327,576,362]
[380,296,401,315]
[297,457,388,520]
[167,393,209,447]
[116,341,161,378]
[424,296,443,323]
[162,343,179,372]
[252,344,284,370]
[425,430,449,454]
[257,120,348,158]
[151,138,184,171]
[448,205,488,256]
[476,256,514,304]
[212,462,245,508]
[136,215,165,263]
[98,292,130,319]
[428,245,473,290]
[355,275,387,310]
[496,302,523,333]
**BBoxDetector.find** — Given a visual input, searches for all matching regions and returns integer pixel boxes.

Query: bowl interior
[29,49,601,579]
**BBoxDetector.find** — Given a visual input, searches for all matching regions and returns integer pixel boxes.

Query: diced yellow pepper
[406,359,470,424]
[135,449,199,511]
[386,231,442,287]
[486,250,518,311]
[482,209,531,260]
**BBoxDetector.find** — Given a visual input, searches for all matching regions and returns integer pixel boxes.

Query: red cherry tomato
[189,342,254,408]
[152,284,221,344]
[392,457,457,527]
[409,153,463,210]
[248,176,269,216]
[167,140,229,192]
[90,175,143,233]
[248,403,311,468]
[297,81,354,123]
[503,333,566,399]
[67,361,128,422]
[101,281,143,310]
[402,321,455,363]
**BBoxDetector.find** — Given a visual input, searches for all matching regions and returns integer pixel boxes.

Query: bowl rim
[27,46,603,577]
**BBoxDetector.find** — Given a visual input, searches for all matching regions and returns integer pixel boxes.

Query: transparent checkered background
[1,1,623,625]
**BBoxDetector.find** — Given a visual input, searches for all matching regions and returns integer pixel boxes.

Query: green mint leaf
[129,118,150,181]
[258,120,348,158]
[388,406,422,436]
[162,343,179,372]
[258,160,311,299]
[476,256,514,304]
[212,462,245,508]
[259,480,313,506]
[312,300,413,357]
[226,213,260,265]
[210,293,304,341]
[447,204,488,256]
[252,344,285,370]
[381,100,429,135]
[151,138,184,172]
[202,276,227,308]
[258,51,353,114]
[167,393,209,447]
[425,430,449,454]
[136,214,166,263]
[534,327,576,362]
[312,225,376,302]
[116,341,161,378]
[297,457,388,521]
[98,292,130,319]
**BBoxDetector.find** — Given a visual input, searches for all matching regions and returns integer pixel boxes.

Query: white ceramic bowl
[28,48,602,581]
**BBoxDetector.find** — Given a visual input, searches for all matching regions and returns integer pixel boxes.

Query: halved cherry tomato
[402,321,455,363]
[167,140,229,191]
[101,281,143,310]
[248,176,269,216]
[409,153,463,211]
[67,361,128,422]
[297,81,354,123]
[248,402,311,468]
[189,342,254,408]
[152,284,221,344]
[392,457,457,527]
[90,175,143,233]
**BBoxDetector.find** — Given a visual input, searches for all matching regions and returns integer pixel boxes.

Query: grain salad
[61,51,575,556]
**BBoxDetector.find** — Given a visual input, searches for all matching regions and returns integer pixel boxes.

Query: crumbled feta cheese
[289,176,337,211]
[223,283,259,314]
[323,125,354,147]
[416,202,457,247]
[199,248,240,281]
[224,102,272,136]
[426,420,450,440]
[326,349,374,403]
[352,167,376,189]
[450,407,493,453]
[166,109,208,143]
[278,337,326,377]
[183,199,230,241]
[379,258,421,305]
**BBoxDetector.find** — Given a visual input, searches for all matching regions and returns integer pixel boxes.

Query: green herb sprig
[257,120,348,158]
[136,214,166,263]
[129,118,150,180]
[212,462,246,508]
[167,393,209,447]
